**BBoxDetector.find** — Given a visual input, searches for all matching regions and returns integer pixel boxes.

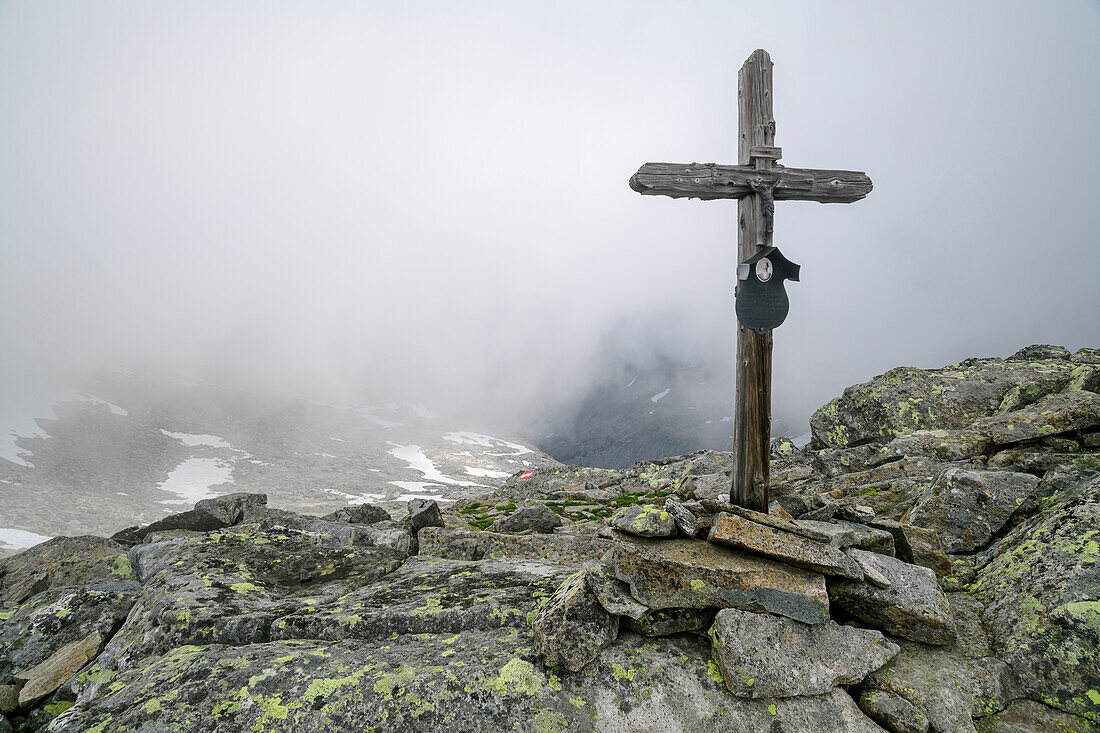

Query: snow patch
[651,389,670,403]
[158,458,234,505]
[465,466,511,479]
[0,528,53,550]
[389,481,443,493]
[442,432,532,456]
[396,493,454,503]
[318,487,386,505]
[160,430,235,449]
[329,437,346,443]
[388,444,481,487]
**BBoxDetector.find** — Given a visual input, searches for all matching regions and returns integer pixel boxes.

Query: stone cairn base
[532,493,956,703]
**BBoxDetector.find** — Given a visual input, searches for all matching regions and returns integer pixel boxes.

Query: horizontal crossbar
[629,162,872,203]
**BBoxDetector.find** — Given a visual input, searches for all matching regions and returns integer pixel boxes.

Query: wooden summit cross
[629,49,872,512]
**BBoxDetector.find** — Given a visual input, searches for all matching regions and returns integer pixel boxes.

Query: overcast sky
[1,1,1098,432]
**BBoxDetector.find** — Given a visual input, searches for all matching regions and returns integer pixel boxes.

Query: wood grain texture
[731,48,773,512]
[629,163,871,203]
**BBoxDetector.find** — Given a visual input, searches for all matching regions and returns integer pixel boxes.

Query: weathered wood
[628,163,871,203]
[731,48,774,512]
[628,47,872,513]
[749,145,783,161]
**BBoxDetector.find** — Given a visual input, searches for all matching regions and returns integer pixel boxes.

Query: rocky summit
[0,344,1098,732]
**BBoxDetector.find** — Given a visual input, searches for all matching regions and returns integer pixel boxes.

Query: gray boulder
[709,608,898,698]
[406,498,444,533]
[486,503,563,534]
[582,554,649,620]
[971,390,1100,445]
[967,472,1100,721]
[274,556,575,642]
[607,504,676,537]
[905,468,1040,553]
[867,519,951,577]
[887,429,992,461]
[974,699,1096,733]
[610,533,830,625]
[0,537,134,605]
[532,572,618,672]
[321,504,391,525]
[16,631,104,707]
[99,526,407,671]
[809,353,1078,449]
[194,492,267,525]
[708,512,864,579]
[0,581,138,686]
[828,550,956,645]
[856,690,929,733]
[860,641,1018,733]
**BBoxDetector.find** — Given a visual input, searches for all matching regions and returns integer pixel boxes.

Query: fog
[2,1,1098,437]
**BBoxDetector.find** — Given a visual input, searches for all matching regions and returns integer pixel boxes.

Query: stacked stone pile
[532,494,956,714]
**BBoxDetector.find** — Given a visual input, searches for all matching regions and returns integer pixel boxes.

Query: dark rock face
[0,581,138,686]
[622,607,715,637]
[0,537,134,605]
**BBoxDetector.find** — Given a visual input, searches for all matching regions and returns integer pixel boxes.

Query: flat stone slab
[419,526,610,566]
[710,608,898,698]
[971,389,1100,445]
[828,550,956,645]
[48,631,886,733]
[17,631,104,707]
[610,533,829,625]
[709,513,864,580]
[273,556,575,641]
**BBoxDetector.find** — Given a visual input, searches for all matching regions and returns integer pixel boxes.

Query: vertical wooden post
[730,49,774,511]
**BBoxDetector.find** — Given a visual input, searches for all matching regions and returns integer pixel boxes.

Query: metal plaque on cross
[735,246,800,334]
